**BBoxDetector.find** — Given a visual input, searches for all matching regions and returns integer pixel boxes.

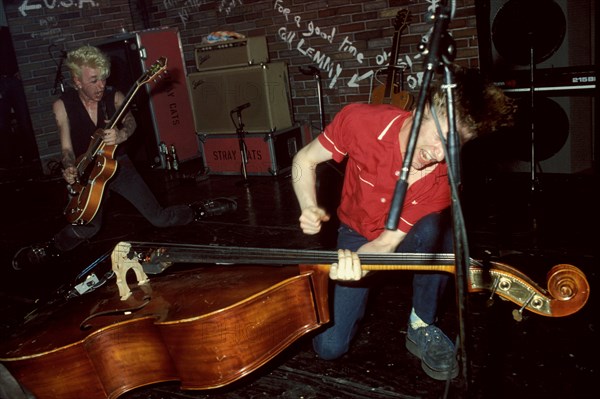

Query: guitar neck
[106,82,141,130]
[383,35,402,99]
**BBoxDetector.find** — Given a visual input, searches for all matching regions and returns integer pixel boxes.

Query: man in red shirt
[292,67,515,380]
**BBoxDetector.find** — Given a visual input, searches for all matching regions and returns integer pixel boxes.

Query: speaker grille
[188,62,294,134]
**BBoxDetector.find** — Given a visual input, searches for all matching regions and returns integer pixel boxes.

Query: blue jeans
[53,155,194,251]
[313,209,453,360]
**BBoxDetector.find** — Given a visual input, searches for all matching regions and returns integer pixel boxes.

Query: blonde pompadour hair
[66,45,111,80]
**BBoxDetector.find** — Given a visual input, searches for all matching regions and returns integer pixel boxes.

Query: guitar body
[62,58,168,225]
[65,145,118,224]
[371,83,414,110]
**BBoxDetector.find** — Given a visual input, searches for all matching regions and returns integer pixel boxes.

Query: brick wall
[3,0,480,173]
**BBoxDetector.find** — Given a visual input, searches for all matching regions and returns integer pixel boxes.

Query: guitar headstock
[394,9,410,32]
[138,57,168,86]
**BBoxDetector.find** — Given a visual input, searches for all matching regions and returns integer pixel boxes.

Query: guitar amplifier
[188,62,294,134]
[194,36,269,71]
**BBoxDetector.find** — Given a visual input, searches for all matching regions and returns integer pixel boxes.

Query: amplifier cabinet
[199,125,303,176]
[195,36,269,71]
[188,62,294,134]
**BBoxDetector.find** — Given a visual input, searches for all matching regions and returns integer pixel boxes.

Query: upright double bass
[0,242,589,399]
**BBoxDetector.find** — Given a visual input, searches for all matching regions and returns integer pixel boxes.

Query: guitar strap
[99,100,107,128]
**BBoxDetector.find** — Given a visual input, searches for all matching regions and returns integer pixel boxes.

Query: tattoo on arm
[119,112,136,142]
[62,149,76,169]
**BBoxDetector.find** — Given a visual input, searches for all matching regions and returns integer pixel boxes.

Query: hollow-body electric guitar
[371,9,414,110]
[64,58,168,224]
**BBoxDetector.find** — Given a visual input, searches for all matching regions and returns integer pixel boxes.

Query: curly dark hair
[429,67,517,141]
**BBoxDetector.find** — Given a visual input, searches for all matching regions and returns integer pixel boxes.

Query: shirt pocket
[357,169,376,188]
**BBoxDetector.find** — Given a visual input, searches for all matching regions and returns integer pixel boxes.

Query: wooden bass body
[0,264,330,399]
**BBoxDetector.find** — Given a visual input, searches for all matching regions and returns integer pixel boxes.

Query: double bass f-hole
[79,297,151,331]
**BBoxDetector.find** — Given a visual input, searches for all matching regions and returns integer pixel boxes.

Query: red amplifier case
[198,125,303,176]
[97,27,200,164]
[136,28,200,161]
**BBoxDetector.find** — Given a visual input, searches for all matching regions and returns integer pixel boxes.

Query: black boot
[191,197,237,221]
[12,240,62,271]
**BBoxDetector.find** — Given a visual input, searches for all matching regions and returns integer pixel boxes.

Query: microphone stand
[299,66,325,132]
[384,2,472,394]
[527,31,540,250]
[230,106,250,186]
[52,50,66,95]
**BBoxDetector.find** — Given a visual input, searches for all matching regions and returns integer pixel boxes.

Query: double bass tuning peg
[512,309,523,322]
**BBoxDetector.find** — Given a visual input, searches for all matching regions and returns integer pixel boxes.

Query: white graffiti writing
[274,0,431,90]
[30,28,62,39]
[39,16,59,28]
[31,16,63,40]
[275,0,386,89]
[273,0,396,88]
[163,0,209,29]
[218,0,243,16]
[19,0,99,17]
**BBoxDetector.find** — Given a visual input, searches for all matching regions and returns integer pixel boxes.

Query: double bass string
[130,241,461,272]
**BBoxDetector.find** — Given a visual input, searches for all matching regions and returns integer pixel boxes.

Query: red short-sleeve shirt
[318,103,451,241]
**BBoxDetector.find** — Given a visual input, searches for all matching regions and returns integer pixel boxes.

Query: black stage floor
[0,158,597,399]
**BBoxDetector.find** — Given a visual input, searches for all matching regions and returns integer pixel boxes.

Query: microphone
[299,66,320,76]
[230,102,251,114]
[53,55,66,95]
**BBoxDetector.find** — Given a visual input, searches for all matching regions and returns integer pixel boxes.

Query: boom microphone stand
[299,66,325,133]
[230,102,251,186]
[50,46,67,95]
[384,1,472,394]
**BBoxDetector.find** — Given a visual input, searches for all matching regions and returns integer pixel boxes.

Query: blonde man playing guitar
[13,45,233,270]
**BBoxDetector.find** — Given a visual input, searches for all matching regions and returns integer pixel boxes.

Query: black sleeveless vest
[61,87,125,157]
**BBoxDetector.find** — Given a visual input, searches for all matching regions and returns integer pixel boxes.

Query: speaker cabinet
[495,92,595,174]
[494,0,591,70]
[478,0,595,79]
[187,62,294,134]
[475,0,597,176]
